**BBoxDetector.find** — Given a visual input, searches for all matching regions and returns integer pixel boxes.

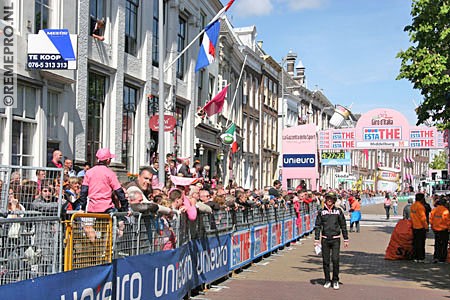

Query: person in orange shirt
[349,196,362,233]
[430,198,450,263]
[410,193,429,262]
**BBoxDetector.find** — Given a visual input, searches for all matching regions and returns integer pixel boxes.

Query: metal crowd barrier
[0,175,319,285]
[106,203,314,264]
[0,165,65,218]
[0,214,62,285]
[0,165,66,285]
[63,213,113,271]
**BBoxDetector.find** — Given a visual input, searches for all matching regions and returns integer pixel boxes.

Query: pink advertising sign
[354,108,410,149]
[282,124,318,190]
[318,108,442,150]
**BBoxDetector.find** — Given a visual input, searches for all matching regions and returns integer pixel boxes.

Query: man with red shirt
[47,150,63,180]
[47,150,63,168]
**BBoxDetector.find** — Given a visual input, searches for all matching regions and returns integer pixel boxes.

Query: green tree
[397,0,450,127]
[429,150,447,170]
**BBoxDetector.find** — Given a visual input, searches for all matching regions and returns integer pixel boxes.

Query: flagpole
[164,0,234,73]
[158,0,165,185]
[164,28,206,73]
[225,53,248,128]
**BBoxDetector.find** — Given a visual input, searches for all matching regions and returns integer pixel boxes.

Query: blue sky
[221,0,422,125]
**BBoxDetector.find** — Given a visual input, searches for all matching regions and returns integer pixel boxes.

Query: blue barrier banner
[252,224,269,258]
[283,219,294,243]
[115,245,190,300]
[189,235,230,284]
[230,230,251,269]
[305,214,311,232]
[0,209,323,298]
[115,235,230,300]
[270,222,283,250]
[0,264,112,300]
[296,215,303,237]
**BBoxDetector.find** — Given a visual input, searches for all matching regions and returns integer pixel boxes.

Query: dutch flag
[195,20,221,72]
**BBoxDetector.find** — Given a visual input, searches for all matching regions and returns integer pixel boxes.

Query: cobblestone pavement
[199,202,450,300]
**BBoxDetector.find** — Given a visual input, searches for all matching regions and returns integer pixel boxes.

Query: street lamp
[173,143,180,159]
[199,144,204,156]
[218,150,224,161]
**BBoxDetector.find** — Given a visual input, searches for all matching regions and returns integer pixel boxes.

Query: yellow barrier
[64,213,113,271]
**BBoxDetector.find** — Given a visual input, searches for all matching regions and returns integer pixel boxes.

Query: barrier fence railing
[0,215,62,285]
[0,166,321,286]
[0,165,65,218]
[62,203,319,272]
[0,165,65,284]
[64,213,113,271]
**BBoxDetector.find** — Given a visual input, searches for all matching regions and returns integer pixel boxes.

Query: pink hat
[96,148,116,161]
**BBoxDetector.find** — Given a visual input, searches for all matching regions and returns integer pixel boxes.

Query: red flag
[203,85,229,117]
[363,149,368,161]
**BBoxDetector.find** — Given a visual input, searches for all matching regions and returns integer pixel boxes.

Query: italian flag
[225,123,239,153]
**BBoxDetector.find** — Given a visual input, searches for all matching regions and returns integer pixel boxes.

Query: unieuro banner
[27,29,77,70]
[282,123,319,190]
[0,264,113,300]
[318,108,443,150]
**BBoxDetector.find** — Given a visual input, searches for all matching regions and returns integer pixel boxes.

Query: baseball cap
[96,148,116,161]
[325,192,337,201]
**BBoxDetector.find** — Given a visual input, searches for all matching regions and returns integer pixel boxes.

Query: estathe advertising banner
[376,167,401,192]
[317,108,441,150]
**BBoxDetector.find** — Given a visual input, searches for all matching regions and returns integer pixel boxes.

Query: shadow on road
[340,250,449,290]
[293,249,449,291]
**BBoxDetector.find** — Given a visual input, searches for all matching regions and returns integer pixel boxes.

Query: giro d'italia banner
[318,108,444,150]
[0,235,230,300]
[27,29,77,70]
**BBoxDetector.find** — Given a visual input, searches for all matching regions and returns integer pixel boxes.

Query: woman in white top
[392,194,399,216]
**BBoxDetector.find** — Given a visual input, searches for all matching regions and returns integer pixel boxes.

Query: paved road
[197,202,450,300]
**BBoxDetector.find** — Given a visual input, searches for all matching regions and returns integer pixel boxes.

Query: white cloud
[231,0,327,17]
[278,0,328,10]
[233,0,273,17]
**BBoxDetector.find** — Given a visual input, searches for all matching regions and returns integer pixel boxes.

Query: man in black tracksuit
[314,192,349,290]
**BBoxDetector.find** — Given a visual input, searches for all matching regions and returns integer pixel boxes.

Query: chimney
[285,50,297,76]
[294,59,306,86]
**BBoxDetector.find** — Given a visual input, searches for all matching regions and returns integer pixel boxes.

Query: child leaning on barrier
[157,199,176,251]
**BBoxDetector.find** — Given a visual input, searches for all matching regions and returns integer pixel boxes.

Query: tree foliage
[397,0,450,127]
[429,150,447,170]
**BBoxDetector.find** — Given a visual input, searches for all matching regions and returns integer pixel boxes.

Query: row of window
[32,0,188,77]
[0,72,184,170]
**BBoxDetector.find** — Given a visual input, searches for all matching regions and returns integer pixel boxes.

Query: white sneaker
[333,282,340,290]
[323,281,331,289]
